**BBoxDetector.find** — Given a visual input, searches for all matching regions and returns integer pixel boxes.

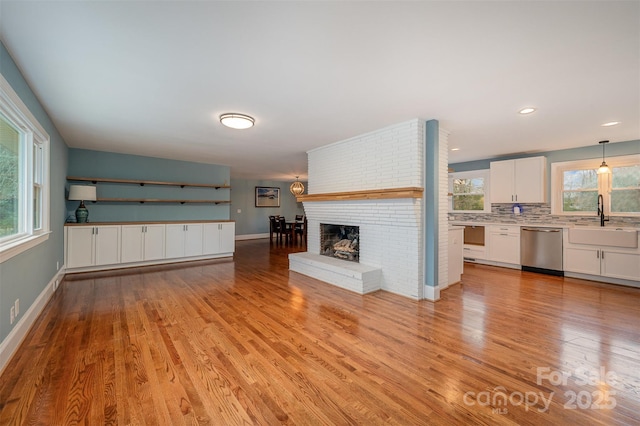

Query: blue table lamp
[68,185,97,223]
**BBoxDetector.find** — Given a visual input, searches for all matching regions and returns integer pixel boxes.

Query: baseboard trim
[0,267,65,375]
[424,285,440,301]
[235,233,269,241]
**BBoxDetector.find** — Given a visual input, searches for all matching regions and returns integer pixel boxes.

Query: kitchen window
[551,155,640,216]
[448,170,491,213]
[0,73,50,262]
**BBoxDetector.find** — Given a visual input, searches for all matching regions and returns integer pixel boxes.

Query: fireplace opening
[320,224,359,262]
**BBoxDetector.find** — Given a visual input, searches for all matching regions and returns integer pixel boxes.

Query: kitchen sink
[568,227,639,248]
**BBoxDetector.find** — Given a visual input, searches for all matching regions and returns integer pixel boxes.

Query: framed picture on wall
[255,186,281,207]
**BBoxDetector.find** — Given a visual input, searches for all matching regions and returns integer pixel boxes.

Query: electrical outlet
[14,299,19,316]
[10,306,15,324]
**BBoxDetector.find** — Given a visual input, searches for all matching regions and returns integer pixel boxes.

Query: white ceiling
[1,1,638,181]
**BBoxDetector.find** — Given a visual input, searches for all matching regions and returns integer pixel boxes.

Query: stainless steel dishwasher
[520,227,564,275]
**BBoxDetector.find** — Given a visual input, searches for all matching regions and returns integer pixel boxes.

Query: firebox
[320,224,359,262]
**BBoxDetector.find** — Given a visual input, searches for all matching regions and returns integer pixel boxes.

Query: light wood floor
[1,239,639,425]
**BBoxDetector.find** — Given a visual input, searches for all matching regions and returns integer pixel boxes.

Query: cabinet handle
[601,251,605,259]
[596,250,600,259]
[515,195,518,201]
[511,195,514,202]
[95,227,98,235]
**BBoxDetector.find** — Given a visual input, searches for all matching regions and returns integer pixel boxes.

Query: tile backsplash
[449,203,640,228]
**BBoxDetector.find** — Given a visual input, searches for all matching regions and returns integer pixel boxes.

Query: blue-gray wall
[66,149,230,222]
[449,139,640,201]
[0,42,69,343]
[230,179,305,235]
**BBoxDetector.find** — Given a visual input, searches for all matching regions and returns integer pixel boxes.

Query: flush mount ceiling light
[597,140,611,174]
[601,121,620,127]
[289,176,305,196]
[518,107,536,115]
[451,147,460,151]
[219,113,254,129]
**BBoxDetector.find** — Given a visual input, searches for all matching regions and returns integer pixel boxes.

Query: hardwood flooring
[1,239,639,425]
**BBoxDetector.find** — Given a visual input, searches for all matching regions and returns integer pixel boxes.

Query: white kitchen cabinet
[563,229,640,282]
[490,156,546,203]
[121,224,165,263]
[165,223,203,259]
[488,225,520,265]
[203,222,235,255]
[66,225,120,268]
[448,227,464,285]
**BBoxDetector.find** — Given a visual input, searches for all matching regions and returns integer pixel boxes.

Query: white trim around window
[0,72,51,263]
[551,154,640,216]
[448,169,491,213]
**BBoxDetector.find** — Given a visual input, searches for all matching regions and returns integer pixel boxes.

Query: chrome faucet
[597,194,609,227]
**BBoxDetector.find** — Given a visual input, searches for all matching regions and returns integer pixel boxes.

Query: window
[0,73,50,262]
[448,170,491,213]
[552,155,640,216]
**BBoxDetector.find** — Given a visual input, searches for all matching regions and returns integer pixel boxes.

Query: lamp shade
[68,185,97,201]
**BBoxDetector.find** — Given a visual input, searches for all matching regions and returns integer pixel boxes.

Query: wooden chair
[278,217,292,243]
[295,214,304,221]
[269,216,280,241]
[293,217,306,245]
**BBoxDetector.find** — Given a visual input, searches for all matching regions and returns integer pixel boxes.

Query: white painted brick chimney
[290,119,449,299]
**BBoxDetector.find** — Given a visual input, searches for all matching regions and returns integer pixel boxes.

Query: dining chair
[278,217,292,243]
[269,216,280,241]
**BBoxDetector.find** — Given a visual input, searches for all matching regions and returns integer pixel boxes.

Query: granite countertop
[449,220,639,231]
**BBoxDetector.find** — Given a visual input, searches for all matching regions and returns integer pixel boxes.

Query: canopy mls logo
[462,366,619,415]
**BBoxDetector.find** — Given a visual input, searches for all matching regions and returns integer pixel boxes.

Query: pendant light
[289,176,305,196]
[597,140,610,174]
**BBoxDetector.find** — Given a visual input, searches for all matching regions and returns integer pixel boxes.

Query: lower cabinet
[66,221,234,272]
[448,227,463,285]
[203,222,236,255]
[565,246,640,281]
[121,224,166,263]
[66,225,121,269]
[488,225,520,265]
[165,223,204,259]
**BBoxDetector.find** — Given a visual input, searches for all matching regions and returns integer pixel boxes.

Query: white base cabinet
[488,225,520,265]
[563,230,640,282]
[448,227,464,285]
[166,223,203,259]
[66,221,234,273]
[121,224,166,263]
[203,222,236,255]
[66,225,121,269]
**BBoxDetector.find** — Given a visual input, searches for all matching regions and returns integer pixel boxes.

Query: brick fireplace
[289,119,449,300]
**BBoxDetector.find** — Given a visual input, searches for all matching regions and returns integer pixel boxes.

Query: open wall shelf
[67,176,230,189]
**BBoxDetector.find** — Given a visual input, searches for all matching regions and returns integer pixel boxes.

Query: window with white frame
[0,73,50,262]
[551,155,640,216]
[448,170,491,213]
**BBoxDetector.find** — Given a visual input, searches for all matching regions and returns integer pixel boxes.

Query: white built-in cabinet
[66,225,121,268]
[448,227,464,285]
[488,225,520,265]
[490,156,546,203]
[203,222,235,255]
[563,229,640,282]
[165,223,203,259]
[121,224,165,263]
[65,221,234,272]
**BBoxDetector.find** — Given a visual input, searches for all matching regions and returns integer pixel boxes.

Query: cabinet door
[564,247,600,275]
[601,250,640,281]
[184,223,203,257]
[489,233,520,264]
[448,229,463,284]
[121,225,144,263]
[219,222,235,253]
[165,224,185,259]
[67,226,95,268]
[202,223,221,255]
[144,225,166,261]
[490,160,514,203]
[94,226,120,266]
[515,157,546,203]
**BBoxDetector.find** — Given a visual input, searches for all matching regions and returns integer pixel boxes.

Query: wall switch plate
[15,299,19,316]
[237,209,241,214]
[10,306,15,324]
[57,261,59,270]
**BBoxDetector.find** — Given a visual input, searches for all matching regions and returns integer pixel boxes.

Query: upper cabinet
[490,156,546,203]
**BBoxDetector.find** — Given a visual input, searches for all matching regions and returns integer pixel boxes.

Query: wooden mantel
[296,187,423,202]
